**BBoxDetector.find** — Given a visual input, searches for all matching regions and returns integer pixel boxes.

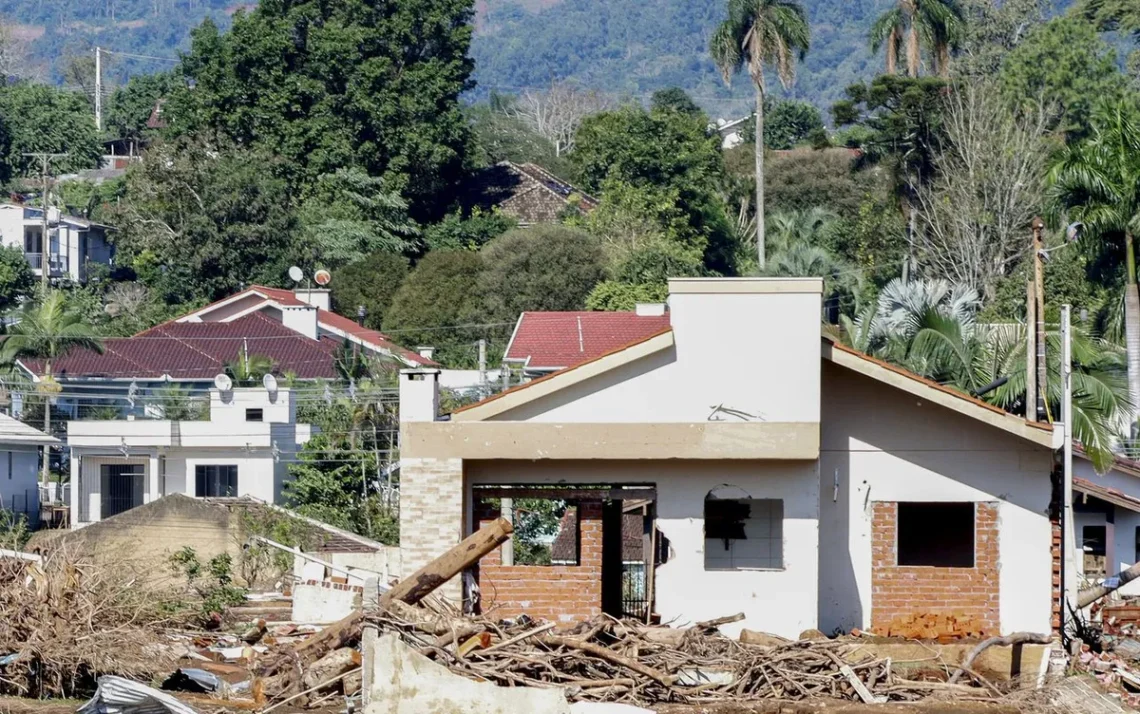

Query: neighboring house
[463,162,598,226]
[398,278,1062,638]
[15,285,434,417]
[712,116,750,150]
[0,414,59,523]
[0,203,114,283]
[503,306,671,379]
[67,387,312,528]
[1072,450,1140,598]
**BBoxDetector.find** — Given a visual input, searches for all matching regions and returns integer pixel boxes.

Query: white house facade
[67,388,312,528]
[0,414,59,523]
[0,203,114,283]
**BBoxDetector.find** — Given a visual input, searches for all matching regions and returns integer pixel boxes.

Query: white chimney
[417,346,435,360]
[635,303,666,317]
[280,304,319,340]
[400,369,440,422]
[294,288,331,311]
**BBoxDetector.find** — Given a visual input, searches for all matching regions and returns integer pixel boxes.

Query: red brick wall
[870,501,1000,638]
[475,500,603,624]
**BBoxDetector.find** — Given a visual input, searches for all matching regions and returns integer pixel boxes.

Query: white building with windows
[0,413,59,523]
[0,203,114,283]
[66,388,312,528]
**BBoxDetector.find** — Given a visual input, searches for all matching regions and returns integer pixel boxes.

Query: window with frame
[896,502,975,567]
[245,408,263,422]
[1084,525,1107,578]
[196,464,238,498]
[704,497,783,570]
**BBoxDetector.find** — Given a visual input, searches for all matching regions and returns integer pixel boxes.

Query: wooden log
[379,517,513,608]
[695,613,745,630]
[302,647,362,691]
[739,629,792,647]
[1079,561,1140,607]
[481,622,557,654]
[947,632,1053,684]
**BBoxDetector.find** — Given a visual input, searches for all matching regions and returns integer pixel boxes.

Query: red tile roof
[504,311,672,370]
[20,313,341,380]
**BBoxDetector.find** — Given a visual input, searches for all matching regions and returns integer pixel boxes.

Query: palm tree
[1049,101,1140,428]
[710,0,810,270]
[225,351,275,387]
[870,0,965,78]
[0,291,104,487]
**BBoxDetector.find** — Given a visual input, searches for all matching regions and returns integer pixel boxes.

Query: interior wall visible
[465,459,819,638]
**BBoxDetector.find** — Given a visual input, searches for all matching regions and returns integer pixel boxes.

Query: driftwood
[947,632,1053,684]
[1079,561,1140,607]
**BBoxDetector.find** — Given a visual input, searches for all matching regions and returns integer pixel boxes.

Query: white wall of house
[818,361,1056,636]
[0,204,113,283]
[0,448,43,517]
[465,459,820,639]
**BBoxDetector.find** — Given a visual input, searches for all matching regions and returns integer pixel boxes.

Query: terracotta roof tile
[505,311,671,370]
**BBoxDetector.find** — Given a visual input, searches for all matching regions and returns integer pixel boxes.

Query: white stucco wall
[0,448,41,515]
[465,459,820,639]
[819,362,1055,636]
[489,285,822,425]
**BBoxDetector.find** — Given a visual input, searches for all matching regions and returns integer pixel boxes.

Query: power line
[99,49,180,64]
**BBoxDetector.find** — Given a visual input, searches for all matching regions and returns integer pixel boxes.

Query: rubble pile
[0,548,183,698]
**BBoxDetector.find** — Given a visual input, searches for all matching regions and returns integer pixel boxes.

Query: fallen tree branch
[947,632,1053,684]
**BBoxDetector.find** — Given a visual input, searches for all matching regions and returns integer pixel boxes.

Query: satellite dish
[314,269,332,286]
[288,266,304,283]
[263,373,278,393]
[214,373,233,391]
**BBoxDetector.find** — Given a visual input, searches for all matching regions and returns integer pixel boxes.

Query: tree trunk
[906,23,920,77]
[886,28,898,75]
[754,83,766,270]
[1125,232,1140,433]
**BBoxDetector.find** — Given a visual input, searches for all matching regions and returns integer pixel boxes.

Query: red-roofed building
[503,306,671,377]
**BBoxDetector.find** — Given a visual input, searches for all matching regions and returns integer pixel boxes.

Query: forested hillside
[5,0,891,115]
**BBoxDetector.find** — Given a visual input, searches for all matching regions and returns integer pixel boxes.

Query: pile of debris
[0,547,184,698]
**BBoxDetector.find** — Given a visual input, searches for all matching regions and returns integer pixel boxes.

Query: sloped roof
[1074,477,1140,513]
[0,412,58,445]
[505,311,672,371]
[181,285,435,368]
[462,162,598,224]
[20,313,341,380]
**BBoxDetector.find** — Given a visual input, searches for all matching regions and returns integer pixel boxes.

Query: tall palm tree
[1049,101,1140,428]
[710,0,810,270]
[1,291,104,487]
[225,351,275,387]
[870,0,966,78]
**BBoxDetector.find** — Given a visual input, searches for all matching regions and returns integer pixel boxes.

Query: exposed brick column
[398,457,464,602]
[870,501,1000,638]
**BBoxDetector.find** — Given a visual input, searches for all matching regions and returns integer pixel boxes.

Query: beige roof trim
[452,329,675,422]
[668,277,823,294]
[822,341,1059,449]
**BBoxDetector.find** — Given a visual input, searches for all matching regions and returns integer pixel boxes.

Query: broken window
[1084,525,1107,579]
[896,502,974,567]
[704,497,783,570]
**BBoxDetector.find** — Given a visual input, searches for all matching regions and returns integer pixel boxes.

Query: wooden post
[1026,276,1037,422]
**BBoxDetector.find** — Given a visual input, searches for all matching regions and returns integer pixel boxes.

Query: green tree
[225,352,275,386]
[105,72,177,142]
[170,0,474,219]
[384,250,484,367]
[710,0,811,269]
[650,87,703,117]
[330,253,409,330]
[0,82,102,177]
[740,99,826,149]
[478,226,607,323]
[870,0,966,78]
[424,210,517,252]
[1,290,104,485]
[297,169,419,270]
[0,246,35,309]
[998,17,1127,139]
[1048,101,1140,427]
[108,138,299,303]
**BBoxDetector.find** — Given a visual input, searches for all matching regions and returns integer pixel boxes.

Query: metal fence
[621,562,648,619]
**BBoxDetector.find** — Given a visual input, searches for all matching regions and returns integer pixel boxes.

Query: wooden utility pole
[94,47,102,131]
[1032,217,1047,422]
[1025,274,1037,423]
[23,152,68,293]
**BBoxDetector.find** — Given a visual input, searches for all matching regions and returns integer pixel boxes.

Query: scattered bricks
[870,501,1000,639]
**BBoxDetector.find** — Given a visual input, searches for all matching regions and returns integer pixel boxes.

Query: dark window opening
[897,502,975,567]
[196,464,238,497]
[1134,526,1140,565]
[1084,525,1108,578]
[704,497,783,570]
[245,408,263,422]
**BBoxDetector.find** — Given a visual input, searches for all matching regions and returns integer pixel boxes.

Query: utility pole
[1060,303,1077,633]
[478,338,487,389]
[24,153,68,293]
[94,47,102,131]
[1033,217,1048,422]
[1025,272,1037,423]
